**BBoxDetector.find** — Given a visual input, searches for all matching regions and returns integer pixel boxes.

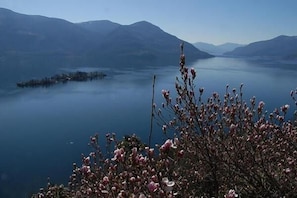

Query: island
[17,71,106,88]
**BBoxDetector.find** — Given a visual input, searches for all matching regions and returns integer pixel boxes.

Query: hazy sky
[1,0,297,45]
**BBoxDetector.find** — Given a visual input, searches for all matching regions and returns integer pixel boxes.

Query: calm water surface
[0,57,296,197]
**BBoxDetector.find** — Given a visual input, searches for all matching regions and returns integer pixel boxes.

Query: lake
[0,57,296,197]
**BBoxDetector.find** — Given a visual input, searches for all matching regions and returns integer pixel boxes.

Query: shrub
[32,44,297,198]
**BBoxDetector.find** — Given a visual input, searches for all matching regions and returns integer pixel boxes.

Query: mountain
[193,42,245,55]
[224,35,297,59]
[0,7,213,77]
[0,8,95,53]
[76,20,121,36]
[84,21,212,66]
[219,43,246,53]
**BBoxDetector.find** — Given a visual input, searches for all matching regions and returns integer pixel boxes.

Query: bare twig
[149,75,156,147]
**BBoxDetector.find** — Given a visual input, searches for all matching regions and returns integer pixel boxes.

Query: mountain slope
[0,8,96,53]
[224,35,297,59]
[0,8,212,72]
[219,43,246,53]
[76,20,121,36]
[193,42,245,55]
[88,21,212,65]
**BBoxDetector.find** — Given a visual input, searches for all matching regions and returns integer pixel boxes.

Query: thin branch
[149,75,156,147]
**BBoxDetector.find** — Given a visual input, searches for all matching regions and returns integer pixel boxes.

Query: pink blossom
[112,148,125,161]
[151,175,158,182]
[147,148,154,157]
[213,92,219,98]
[224,189,238,198]
[190,67,196,79]
[180,54,185,66]
[81,165,91,174]
[90,136,97,143]
[162,177,175,192]
[230,124,237,133]
[162,125,167,133]
[281,104,290,112]
[139,156,147,165]
[102,176,109,185]
[284,168,291,173]
[86,187,92,194]
[147,181,159,192]
[178,149,185,157]
[250,96,256,106]
[152,103,156,109]
[139,193,146,198]
[259,124,266,132]
[129,176,136,182]
[258,101,265,109]
[158,108,162,115]
[162,89,170,100]
[37,193,45,198]
[174,104,179,111]
[199,87,204,94]
[83,156,90,165]
[160,139,174,152]
[276,115,285,122]
[131,147,137,155]
[174,137,180,146]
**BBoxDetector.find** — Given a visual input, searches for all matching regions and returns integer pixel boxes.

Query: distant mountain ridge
[77,20,121,36]
[0,7,212,75]
[0,8,96,53]
[193,42,245,55]
[224,35,297,59]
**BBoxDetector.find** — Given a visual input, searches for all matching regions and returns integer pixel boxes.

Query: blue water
[0,57,296,197]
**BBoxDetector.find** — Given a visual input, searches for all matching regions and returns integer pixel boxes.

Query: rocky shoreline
[17,71,106,88]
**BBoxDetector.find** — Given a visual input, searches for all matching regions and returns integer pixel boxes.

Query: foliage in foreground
[33,44,297,198]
